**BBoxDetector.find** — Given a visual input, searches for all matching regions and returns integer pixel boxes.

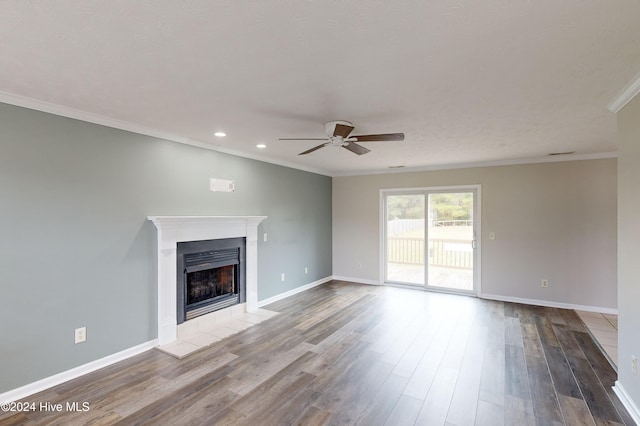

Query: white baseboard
[257,276,333,307]
[1,284,621,406]
[613,381,640,425]
[0,339,158,404]
[331,275,382,286]
[1,277,332,403]
[480,293,618,314]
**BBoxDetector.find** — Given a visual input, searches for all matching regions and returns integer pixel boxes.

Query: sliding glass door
[427,192,475,291]
[386,193,426,285]
[384,187,478,294]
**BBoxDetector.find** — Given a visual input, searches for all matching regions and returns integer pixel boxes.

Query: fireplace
[148,215,266,345]
[177,237,246,324]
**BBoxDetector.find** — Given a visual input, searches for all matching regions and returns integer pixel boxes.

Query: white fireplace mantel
[148,215,267,345]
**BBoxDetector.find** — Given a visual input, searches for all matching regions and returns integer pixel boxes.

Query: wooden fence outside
[387,237,473,269]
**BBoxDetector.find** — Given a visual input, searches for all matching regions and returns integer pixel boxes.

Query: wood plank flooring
[0,281,633,425]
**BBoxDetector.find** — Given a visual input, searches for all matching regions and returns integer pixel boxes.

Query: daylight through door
[384,188,478,294]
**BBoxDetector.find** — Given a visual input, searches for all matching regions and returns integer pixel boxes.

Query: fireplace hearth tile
[156,341,201,359]
[177,318,202,338]
[185,333,222,348]
[222,321,253,332]
[214,307,233,323]
[230,304,247,318]
[158,307,279,359]
[205,325,238,339]
[242,313,271,324]
[252,308,280,319]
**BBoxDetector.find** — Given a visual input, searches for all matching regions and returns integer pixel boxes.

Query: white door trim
[380,185,481,296]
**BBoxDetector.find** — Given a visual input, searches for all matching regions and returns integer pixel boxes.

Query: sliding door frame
[380,184,482,296]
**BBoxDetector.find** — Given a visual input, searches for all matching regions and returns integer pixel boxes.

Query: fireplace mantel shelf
[148,215,267,345]
[148,215,267,223]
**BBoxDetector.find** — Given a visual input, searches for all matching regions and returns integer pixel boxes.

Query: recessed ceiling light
[256,144,267,149]
[214,132,226,137]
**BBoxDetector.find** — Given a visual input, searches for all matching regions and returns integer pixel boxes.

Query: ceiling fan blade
[334,123,355,138]
[351,133,405,142]
[299,143,329,155]
[279,138,327,141]
[342,142,370,155]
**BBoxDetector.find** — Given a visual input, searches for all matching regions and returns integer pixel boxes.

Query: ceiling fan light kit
[279,120,404,156]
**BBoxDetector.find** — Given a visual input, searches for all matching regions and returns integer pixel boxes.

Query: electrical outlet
[280,273,285,282]
[75,327,86,344]
[263,233,268,242]
[632,355,637,375]
[304,267,308,274]
[357,262,362,270]
[541,279,549,288]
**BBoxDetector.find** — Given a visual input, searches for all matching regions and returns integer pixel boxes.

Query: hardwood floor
[0,281,633,425]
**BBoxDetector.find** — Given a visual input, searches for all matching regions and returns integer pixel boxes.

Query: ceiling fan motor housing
[325,121,353,146]
[282,120,402,156]
[325,121,353,136]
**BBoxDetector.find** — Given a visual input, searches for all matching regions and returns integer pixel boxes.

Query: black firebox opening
[177,237,246,324]
[186,265,236,305]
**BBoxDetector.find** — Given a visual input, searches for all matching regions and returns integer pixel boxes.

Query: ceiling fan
[279,121,404,155]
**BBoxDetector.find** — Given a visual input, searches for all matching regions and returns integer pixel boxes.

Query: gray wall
[617,93,640,408]
[0,102,332,393]
[333,159,617,309]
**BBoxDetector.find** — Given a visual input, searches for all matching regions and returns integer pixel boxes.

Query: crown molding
[332,152,618,177]
[0,90,193,143]
[608,70,640,113]
[0,90,332,177]
[0,90,618,179]
[205,143,331,176]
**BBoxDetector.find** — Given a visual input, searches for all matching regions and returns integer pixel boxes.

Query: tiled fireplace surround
[148,216,269,355]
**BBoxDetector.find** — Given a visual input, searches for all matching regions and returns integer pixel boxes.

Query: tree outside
[387,193,473,222]
[428,193,473,223]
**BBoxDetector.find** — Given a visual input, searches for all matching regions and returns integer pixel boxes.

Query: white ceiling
[1,1,639,176]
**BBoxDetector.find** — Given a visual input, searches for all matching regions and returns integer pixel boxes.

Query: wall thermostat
[210,178,235,192]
